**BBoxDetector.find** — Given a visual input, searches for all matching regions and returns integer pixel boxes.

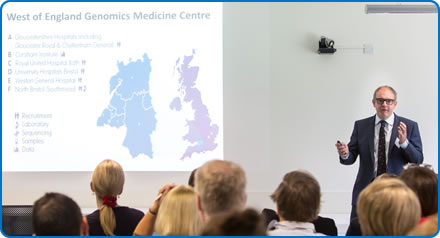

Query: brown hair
[188,168,198,187]
[33,192,83,236]
[270,170,320,222]
[400,167,438,217]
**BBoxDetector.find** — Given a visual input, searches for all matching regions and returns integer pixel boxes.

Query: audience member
[345,173,397,236]
[31,161,432,237]
[268,170,325,236]
[87,159,144,235]
[133,184,175,236]
[201,208,267,236]
[155,185,203,235]
[188,168,198,187]
[32,192,88,236]
[357,177,421,236]
[195,160,247,222]
[400,166,438,221]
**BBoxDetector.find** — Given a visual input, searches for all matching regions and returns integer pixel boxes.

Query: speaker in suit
[335,86,423,220]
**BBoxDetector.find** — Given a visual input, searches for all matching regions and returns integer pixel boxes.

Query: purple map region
[169,51,218,160]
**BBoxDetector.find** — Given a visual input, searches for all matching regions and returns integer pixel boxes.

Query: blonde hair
[155,185,203,236]
[91,159,125,236]
[357,178,421,236]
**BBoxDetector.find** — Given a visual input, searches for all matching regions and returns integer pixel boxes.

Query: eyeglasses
[375,98,395,105]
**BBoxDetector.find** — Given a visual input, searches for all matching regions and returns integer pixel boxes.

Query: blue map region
[97,54,157,158]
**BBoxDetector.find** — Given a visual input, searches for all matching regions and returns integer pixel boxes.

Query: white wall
[224,2,438,213]
[3,2,438,218]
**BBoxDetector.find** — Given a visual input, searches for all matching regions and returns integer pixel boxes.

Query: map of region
[97,51,218,161]
[97,54,157,158]
[170,51,219,160]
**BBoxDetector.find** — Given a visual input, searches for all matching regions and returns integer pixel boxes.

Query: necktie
[377,120,387,176]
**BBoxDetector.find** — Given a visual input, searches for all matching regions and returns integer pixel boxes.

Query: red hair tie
[102,195,117,207]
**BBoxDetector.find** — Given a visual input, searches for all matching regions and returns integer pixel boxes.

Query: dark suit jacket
[340,114,423,207]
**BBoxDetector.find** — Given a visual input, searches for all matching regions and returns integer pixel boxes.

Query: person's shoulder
[355,115,375,124]
[129,207,145,217]
[314,215,336,225]
[86,209,100,223]
[115,206,144,217]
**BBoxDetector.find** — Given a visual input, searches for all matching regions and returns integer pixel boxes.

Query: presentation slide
[2,2,223,171]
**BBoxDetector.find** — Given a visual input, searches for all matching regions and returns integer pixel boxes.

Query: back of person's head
[195,160,247,217]
[155,185,203,235]
[91,159,125,236]
[201,208,267,236]
[357,177,421,236]
[400,166,438,217]
[270,170,321,222]
[188,168,198,187]
[32,192,84,236]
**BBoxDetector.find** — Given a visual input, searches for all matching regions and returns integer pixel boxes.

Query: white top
[373,113,408,175]
[267,220,326,236]
[373,114,394,175]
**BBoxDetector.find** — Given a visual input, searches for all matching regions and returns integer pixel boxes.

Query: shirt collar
[375,113,394,126]
[275,220,316,231]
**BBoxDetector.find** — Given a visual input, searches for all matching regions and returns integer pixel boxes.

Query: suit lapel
[389,114,400,157]
[368,116,375,164]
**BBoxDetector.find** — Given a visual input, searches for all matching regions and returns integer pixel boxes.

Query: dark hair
[271,170,321,222]
[32,192,83,236]
[201,208,267,236]
[400,167,438,217]
[188,168,198,187]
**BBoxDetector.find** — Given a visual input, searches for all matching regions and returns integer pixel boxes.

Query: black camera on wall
[318,36,336,54]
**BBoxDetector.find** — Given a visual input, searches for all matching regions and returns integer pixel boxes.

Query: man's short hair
[357,178,421,236]
[373,85,397,100]
[32,192,83,236]
[195,160,246,216]
[271,170,321,222]
[400,166,438,217]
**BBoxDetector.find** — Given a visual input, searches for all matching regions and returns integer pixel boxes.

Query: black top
[345,217,362,236]
[86,206,144,236]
